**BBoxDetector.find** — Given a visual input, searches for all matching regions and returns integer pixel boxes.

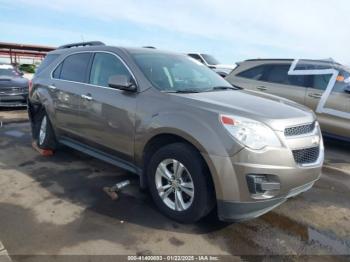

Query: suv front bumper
[203,137,324,222]
[217,180,315,221]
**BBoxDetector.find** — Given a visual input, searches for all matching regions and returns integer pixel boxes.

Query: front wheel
[147,143,215,223]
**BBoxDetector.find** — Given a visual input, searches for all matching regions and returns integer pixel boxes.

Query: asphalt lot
[0,108,349,261]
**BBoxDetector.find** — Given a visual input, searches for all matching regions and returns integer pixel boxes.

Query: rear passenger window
[263,65,290,84]
[89,53,131,87]
[237,65,265,80]
[59,53,91,82]
[263,64,309,87]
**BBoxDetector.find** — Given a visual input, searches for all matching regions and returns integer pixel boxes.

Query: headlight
[220,115,281,150]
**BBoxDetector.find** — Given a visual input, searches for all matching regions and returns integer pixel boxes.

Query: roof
[50,43,182,57]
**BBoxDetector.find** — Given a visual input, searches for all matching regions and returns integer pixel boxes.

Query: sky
[0,0,350,65]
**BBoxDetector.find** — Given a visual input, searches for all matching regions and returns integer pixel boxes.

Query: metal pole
[9,49,12,64]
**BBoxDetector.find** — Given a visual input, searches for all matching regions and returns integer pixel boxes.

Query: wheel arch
[139,132,217,201]
[28,89,56,142]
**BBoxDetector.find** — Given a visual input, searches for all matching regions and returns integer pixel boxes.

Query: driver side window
[90,53,131,87]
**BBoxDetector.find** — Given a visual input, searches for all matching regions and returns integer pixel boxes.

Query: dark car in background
[0,64,29,107]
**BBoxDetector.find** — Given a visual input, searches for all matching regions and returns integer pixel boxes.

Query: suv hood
[173,90,315,131]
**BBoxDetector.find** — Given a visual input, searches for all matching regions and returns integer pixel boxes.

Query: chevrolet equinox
[28,42,324,223]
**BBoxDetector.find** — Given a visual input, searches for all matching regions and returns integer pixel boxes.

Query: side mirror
[108,75,137,92]
[345,85,350,94]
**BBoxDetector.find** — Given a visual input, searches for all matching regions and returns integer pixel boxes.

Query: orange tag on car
[336,75,345,82]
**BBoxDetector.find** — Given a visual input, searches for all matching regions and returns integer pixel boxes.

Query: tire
[147,143,215,223]
[33,109,57,150]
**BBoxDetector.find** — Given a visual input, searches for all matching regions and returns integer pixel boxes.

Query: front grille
[285,122,315,137]
[292,146,320,165]
[0,87,27,94]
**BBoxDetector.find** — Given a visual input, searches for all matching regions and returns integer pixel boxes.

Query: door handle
[48,84,57,90]
[81,94,93,101]
[256,86,267,91]
[308,93,322,99]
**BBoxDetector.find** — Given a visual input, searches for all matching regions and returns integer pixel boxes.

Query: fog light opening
[246,174,280,197]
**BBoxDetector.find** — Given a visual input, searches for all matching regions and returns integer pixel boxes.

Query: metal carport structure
[0,42,55,64]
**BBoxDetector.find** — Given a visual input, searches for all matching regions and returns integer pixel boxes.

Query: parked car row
[28,41,324,223]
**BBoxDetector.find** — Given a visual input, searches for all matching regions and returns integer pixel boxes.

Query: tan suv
[226,59,350,141]
[28,43,323,223]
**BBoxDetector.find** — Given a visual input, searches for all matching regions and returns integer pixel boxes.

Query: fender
[30,79,56,118]
[134,110,243,194]
[134,110,234,165]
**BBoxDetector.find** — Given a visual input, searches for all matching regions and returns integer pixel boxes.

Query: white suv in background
[187,53,236,77]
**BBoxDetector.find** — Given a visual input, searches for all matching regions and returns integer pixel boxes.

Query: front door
[79,52,137,162]
[305,73,350,137]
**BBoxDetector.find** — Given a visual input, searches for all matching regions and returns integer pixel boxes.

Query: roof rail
[244,58,342,66]
[244,58,294,62]
[57,41,105,49]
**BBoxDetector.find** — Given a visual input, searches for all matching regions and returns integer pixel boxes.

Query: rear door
[51,52,92,137]
[258,64,308,105]
[79,52,137,162]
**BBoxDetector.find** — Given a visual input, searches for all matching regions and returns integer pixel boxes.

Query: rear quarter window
[35,54,59,75]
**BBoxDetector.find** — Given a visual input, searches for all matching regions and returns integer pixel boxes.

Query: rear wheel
[33,110,57,150]
[147,143,215,223]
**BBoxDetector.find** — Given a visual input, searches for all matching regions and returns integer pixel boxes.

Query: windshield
[0,68,20,77]
[132,53,232,92]
[201,54,220,65]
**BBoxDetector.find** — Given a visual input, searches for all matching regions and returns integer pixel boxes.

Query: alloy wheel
[39,116,47,145]
[155,158,195,211]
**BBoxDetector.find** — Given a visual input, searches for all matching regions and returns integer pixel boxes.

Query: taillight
[28,80,33,93]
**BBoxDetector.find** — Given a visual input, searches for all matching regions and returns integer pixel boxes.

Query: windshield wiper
[210,86,239,91]
[165,89,201,93]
